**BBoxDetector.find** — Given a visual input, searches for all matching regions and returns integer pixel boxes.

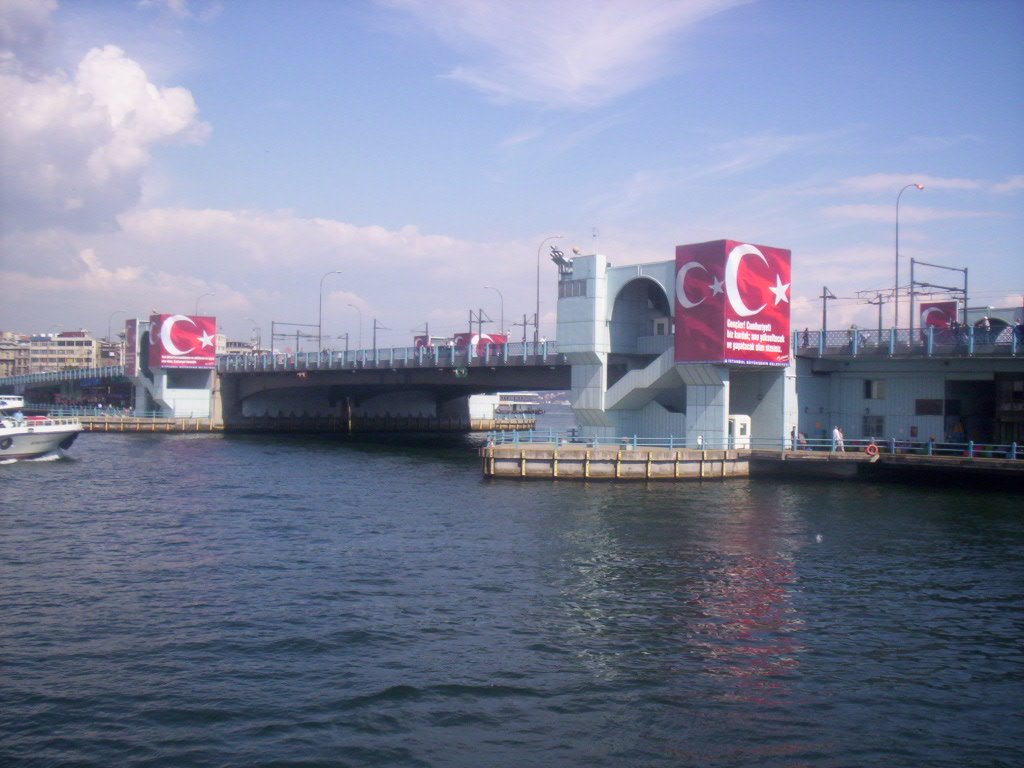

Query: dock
[481,443,1024,486]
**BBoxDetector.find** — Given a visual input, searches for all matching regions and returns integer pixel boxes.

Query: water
[2,424,1022,767]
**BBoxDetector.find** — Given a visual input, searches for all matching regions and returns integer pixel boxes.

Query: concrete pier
[481,443,1023,485]
[481,443,748,480]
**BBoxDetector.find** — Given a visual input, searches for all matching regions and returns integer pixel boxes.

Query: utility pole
[512,314,530,345]
[469,308,491,337]
[866,293,884,339]
[821,286,837,334]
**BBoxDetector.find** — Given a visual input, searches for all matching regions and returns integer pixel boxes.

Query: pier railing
[485,430,1021,460]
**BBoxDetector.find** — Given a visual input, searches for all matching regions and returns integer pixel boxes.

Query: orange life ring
[866,443,878,456]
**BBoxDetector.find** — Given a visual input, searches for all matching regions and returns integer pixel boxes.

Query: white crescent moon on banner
[676,261,708,309]
[725,244,768,317]
[920,307,946,325]
[160,314,197,356]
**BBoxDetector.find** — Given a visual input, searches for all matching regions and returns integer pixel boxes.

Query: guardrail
[485,430,1021,459]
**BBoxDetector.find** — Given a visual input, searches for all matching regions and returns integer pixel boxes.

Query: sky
[1,0,1022,350]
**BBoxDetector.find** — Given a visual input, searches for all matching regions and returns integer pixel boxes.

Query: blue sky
[1,0,1021,349]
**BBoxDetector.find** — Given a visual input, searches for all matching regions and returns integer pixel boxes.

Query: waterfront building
[0,334,30,377]
[28,331,101,373]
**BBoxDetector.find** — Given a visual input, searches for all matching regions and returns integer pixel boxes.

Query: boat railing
[3,415,82,428]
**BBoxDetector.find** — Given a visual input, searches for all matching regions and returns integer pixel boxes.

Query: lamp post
[244,316,261,352]
[347,303,363,350]
[372,319,391,361]
[318,269,343,353]
[895,183,924,329]
[106,309,127,343]
[195,291,215,315]
[484,285,504,336]
[107,309,127,364]
[535,234,564,345]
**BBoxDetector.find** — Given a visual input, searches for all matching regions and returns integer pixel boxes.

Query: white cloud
[382,0,749,108]
[136,0,223,22]
[831,173,986,195]
[992,175,1024,194]
[0,0,56,63]
[0,16,209,232]
[821,204,995,224]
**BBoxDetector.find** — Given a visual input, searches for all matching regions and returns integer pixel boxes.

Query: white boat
[494,391,545,415]
[0,395,83,460]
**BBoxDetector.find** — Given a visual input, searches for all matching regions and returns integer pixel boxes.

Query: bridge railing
[795,325,1022,358]
[217,341,564,373]
[0,365,125,387]
[485,430,1021,459]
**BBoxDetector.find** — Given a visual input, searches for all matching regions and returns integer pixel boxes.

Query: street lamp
[347,303,363,349]
[318,269,343,353]
[106,309,127,343]
[484,285,504,336]
[535,234,564,345]
[244,316,261,352]
[894,183,924,328]
[195,291,215,315]
[107,308,127,365]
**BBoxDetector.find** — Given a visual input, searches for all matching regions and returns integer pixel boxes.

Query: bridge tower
[556,241,794,447]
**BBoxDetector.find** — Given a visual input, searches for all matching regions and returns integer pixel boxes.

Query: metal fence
[485,429,1021,460]
[795,326,1021,358]
[217,341,562,373]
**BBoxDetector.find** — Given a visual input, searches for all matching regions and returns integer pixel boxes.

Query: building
[0,334,31,377]
[29,331,101,373]
[556,241,1023,448]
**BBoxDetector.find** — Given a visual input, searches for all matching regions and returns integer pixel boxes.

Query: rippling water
[2,427,1021,767]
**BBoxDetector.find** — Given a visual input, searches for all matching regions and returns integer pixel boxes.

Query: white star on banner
[769,274,790,305]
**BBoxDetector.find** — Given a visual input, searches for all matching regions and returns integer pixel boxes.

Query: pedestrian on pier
[831,425,845,452]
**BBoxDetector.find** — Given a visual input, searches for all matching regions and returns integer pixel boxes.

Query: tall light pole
[535,234,564,344]
[195,291,215,315]
[484,285,504,336]
[347,303,363,349]
[318,269,343,353]
[107,308,127,365]
[895,183,924,329]
[106,309,127,343]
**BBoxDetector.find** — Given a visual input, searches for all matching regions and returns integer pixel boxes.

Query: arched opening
[607,277,672,388]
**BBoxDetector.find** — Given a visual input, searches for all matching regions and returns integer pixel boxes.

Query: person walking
[832,425,845,452]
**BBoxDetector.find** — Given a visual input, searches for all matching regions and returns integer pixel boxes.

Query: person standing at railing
[831,425,844,453]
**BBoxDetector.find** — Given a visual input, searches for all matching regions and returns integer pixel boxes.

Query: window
[558,279,587,298]
[915,399,942,416]
[863,415,884,437]
[863,379,886,399]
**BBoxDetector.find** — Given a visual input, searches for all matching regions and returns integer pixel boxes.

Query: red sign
[453,332,508,352]
[674,240,791,366]
[124,318,139,377]
[147,314,217,369]
[919,301,958,330]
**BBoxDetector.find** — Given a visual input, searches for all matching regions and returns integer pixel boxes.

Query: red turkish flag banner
[919,301,957,330]
[674,240,791,366]
[147,314,217,369]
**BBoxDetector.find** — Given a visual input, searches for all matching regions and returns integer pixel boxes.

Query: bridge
[0,341,571,432]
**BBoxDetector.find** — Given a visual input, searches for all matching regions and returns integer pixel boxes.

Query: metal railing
[485,430,1021,460]
[795,326,1021,358]
[217,341,562,374]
